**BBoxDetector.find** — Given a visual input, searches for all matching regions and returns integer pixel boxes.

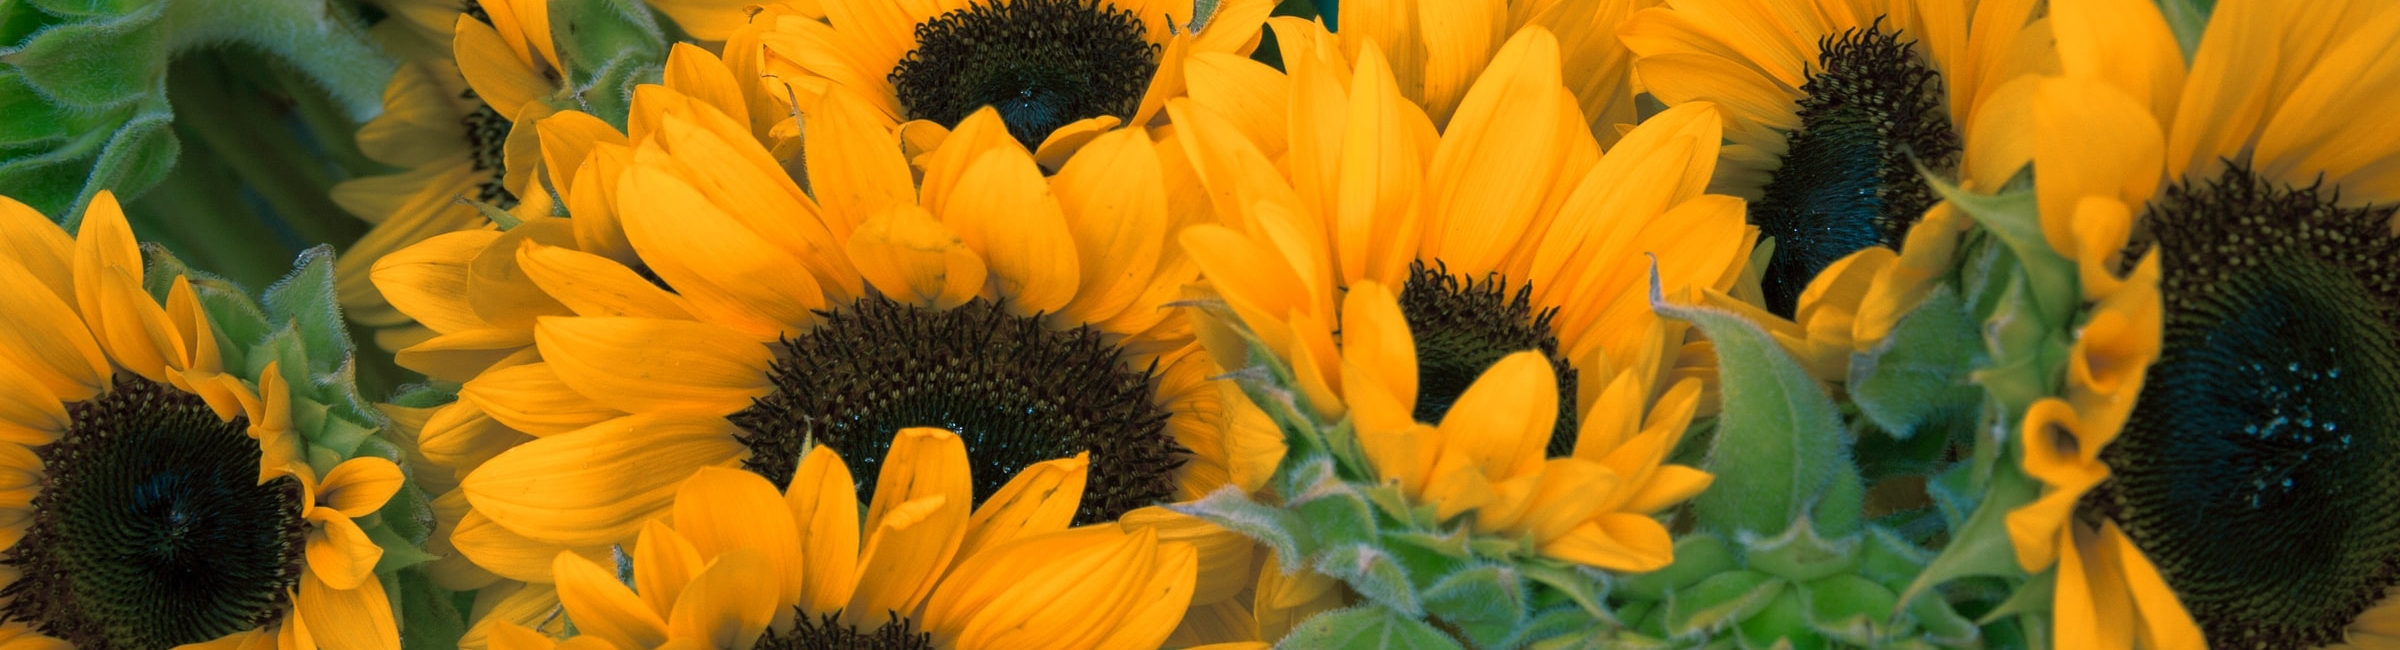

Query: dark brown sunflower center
[461,97,519,209]
[888,0,1160,152]
[2092,165,2400,650]
[0,375,308,650]
[1395,260,1580,457]
[753,610,935,650]
[1751,18,1959,317]
[730,295,1183,525]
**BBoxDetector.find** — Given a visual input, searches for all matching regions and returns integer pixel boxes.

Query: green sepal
[1285,458,1378,550]
[261,246,353,377]
[549,0,668,128]
[1649,259,1855,537]
[393,568,470,650]
[366,521,441,574]
[1616,533,1738,602]
[1520,560,1614,621]
[5,1,169,110]
[1799,574,1900,645]
[1664,570,1785,638]
[1848,284,1983,439]
[1316,544,1421,617]
[1728,583,1812,649]
[1743,517,1861,584]
[1900,460,2039,606]
[1926,177,2074,327]
[1422,563,1528,647]
[1275,605,1466,650]
[0,72,79,145]
[1170,486,1307,572]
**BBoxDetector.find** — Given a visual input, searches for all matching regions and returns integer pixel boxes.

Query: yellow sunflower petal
[305,511,385,590]
[615,164,827,338]
[1183,52,1290,158]
[672,467,804,608]
[938,146,1081,315]
[666,548,778,649]
[633,520,705,620]
[1436,351,1559,481]
[803,87,915,236]
[453,15,552,119]
[958,454,1088,565]
[1091,539,1201,650]
[534,316,772,416]
[2031,76,2165,261]
[0,256,105,404]
[786,446,862,615]
[294,565,401,650]
[1333,40,1432,289]
[450,507,614,584]
[463,413,747,547]
[319,457,405,518]
[2052,0,2185,129]
[664,43,750,130]
[459,361,622,436]
[554,551,670,649]
[845,204,988,310]
[0,197,73,303]
[1412,0,1502,125]
[1337,280,1416,431]
[536,111,628,200]
[372,229,500,335]
[2099,520,2205,650]
[2053,526,2137,650]
[1048,128,1170,326]
[1416,27,1571,277]
[72,193,183,382]
[847,428,973,626]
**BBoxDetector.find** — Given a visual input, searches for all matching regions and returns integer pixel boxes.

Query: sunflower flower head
[0,192,425,650]
[487,428,1197,650]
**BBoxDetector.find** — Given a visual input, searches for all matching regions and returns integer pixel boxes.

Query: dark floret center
[1751,18,1959,317]
[461,97,519,209]
[730,296,1184,525]
[1395,260,1580,457]
[888,0,1160,152]
[753,610,935,650]
[2092,165,2400,650]
[1,375,308,650]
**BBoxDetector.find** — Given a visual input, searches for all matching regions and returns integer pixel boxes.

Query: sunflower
[753,0,1275,163]
[1175,21,1738,572]
[333,0,562,353]
[0,192,403,650]
[428,78,1266,611]
[1623,0,2054,317]
[2005,0,2400,647]
[484,429,1199,649]
[1322,0,1650,146]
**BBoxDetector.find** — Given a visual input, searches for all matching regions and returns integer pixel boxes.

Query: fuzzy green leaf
[1171,486,1307,572]
[1849,285,1982,439]
[549,0,666,127]
[1664,569,1784,638]
[395,568,468,650]
[0,72,71,145]
[1744,518,1861,584]
[262,246,351,375]
[1801,574,1899,645]
[1649,260,1852,537]
[1316,544,1421,617]
[7,2,167,109]
[80,103,178,209]
[1732,587,1817,650]
[1901,462,2040,605]
[1422,564,1527,647]
[1927,178,2073,326]
[1616,533,1737,602]
[1521,560,1613,619]
[1275,605,1465,650]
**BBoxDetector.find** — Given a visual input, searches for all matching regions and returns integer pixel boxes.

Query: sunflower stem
[162,0,396,121]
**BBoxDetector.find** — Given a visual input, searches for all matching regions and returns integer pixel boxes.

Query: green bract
[0,0,392,221]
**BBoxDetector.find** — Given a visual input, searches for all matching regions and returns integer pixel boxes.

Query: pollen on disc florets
[0,375,309,650]
[1751,18,1960,317]
[730,296,1185,526]
[888,0,1160,152]
[2091,165,2400,650]
[1395,260,1581,457]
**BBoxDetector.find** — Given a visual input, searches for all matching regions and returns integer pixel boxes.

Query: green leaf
[1800,575,1899,645]
[1521,560,1613,620]
[6,1,168,110]
[0,72,71,145]
[1905,586,1983,648]
[1901,461,2040,605]
[1170,486,1307,572]
[1617,533,1737,602]
[1649,259,1851,537]
[1856,526,1930,587]
[1743,518,1861,584]
[394,568,469,650]
[1422,564,1527,648]
[366,521,440,574]
[1925,177,2074,327]
[1275,605,1466,650]
[79,101,178,209]
[1316,544,1421,617]
[262,246,351,376]
[549,0,667,127]
[1848,285,1982,439]
[1664,570,1785,638]
[1288,462,1378,551]
[1732,587,1817,650]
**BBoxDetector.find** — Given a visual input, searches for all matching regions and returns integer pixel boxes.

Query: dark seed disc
[1394,260,1580,457]
[888,0,1159,151]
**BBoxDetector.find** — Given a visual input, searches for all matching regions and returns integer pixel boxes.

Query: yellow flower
[1624,0,2054,316]
[1175,21,1733,573]
[1314,0,1650,146]
[0,193,401,650]
[2008,0,2400,647]
[755,0,1275,162]
[485,428,1197,650]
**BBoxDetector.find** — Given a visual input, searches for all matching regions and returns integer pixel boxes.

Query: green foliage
[550,0,669,128]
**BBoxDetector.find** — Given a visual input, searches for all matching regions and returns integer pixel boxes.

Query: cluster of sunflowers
[0,0,2393,647]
